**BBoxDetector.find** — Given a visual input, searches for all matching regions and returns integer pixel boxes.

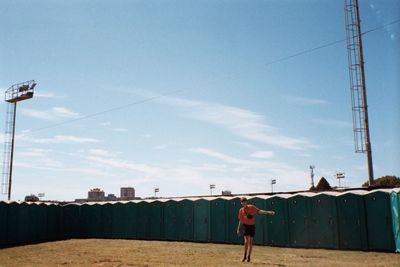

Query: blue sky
[0,0,399,201]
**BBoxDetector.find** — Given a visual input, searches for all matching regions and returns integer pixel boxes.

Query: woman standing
[236,197,275,262]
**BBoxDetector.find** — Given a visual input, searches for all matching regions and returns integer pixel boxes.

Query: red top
[238,204,259,225]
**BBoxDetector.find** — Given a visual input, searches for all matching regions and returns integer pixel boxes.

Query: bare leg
[242,236,248,261]
[247,237,253,262]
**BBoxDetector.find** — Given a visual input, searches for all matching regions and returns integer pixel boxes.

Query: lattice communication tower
[344,0,374,185]
[1,80,36,200]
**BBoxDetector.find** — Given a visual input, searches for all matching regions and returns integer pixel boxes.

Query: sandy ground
[0,239,399,267]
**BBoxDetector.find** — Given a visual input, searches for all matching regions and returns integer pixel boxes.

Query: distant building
[105,194,117,201]
[88,188,105,201]
[25,194,39,202]
[120,187,135,200]
[222,190,232,196]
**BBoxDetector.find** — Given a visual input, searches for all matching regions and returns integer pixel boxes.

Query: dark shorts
[243,224,255,237]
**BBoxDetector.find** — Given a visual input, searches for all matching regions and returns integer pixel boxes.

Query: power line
[25,19,400,134]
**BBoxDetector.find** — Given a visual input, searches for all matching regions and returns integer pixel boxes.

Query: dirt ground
[0,239,399,267]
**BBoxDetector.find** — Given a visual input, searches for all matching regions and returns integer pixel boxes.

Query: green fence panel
[310,194,339,249]
[193,199,210,242]
[365,191,395,251]
[288,195,311,247]
[337,193,368,250]
[149,201,164,240]
[265,196,290,246]
[210,198,226,243]
[177,200,193,241]
[136,201,150,239]
[391,192,400,252]
[102,203,114,238]
[164,200,178,240]
[248,197,266,245]
[0,202,8,247]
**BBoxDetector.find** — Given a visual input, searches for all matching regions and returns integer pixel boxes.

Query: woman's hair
[240,197,247,202]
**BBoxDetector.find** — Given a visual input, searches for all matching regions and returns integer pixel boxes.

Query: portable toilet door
[149,201,164,240]
[391,192,400,252]
[102,203,114,238]
[136,201,150,240]
[0,202,8,247]
[265,196,290,247]
[193,199,210,242]
[124,202,137,240]
[62,204,81,239]
[177,199,194,241]
[111,202,125,239]
[163,200,178,241]
[224,197,241,245]
[288,194,312,248]
[365,191,395,251]
[310,194,339,249]
[210,198,226,243]
[337,192,368,250]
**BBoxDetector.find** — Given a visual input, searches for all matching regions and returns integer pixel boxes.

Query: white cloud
[313,119,352,128]
[21,107,80,121]
[156,95,314,150]
[100,122,112,126]
[251,150,275,159]
[113,128,128,132]
[88,149,116,158]
[32,135,102,144]
[35,91,64,98]
[87,156,160,176]
[285,95,329,105]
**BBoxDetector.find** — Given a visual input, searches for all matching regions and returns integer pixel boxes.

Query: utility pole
[271,179,276,193]
[309,165,315,188]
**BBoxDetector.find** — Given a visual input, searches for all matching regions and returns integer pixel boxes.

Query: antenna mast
[344,0,374,185]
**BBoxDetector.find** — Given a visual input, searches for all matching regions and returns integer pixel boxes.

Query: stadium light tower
[1,80,36,200]
[344,0,374,185]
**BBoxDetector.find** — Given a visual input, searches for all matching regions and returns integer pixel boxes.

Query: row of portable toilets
[1,189,399,252]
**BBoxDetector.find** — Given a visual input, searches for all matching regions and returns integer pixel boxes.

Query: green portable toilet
[0,202,8,247]
[149,200,164,240]
[6,202,19,246]
[81,203,103,238]
[288,194,312,247]
[136,201,150,239]
[62,203,82,239]
[111,202,124,239]
[193,198,210,242]
[391,191,400,252]
[248,197,267,245]
[112,201,137,239]
[164,200,178,240]
[309,193,339,249]
[265,195,290,247]
[177,199,193,241]
[46,204,62,241]
[17,203,32,244]
[365,190,395,251]
[34,203,48,242]
[125,202,137,239]
[224,197,241,244]
[102,203,114,238]
[210,198,226,243]
[337,191,368,250]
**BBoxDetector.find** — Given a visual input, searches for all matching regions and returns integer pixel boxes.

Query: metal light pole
[271,179,276,193]
[210,184,215,196]
[154,187,159,197]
